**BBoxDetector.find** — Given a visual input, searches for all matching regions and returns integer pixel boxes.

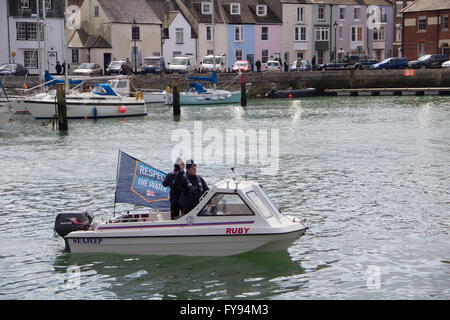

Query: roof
[68,28,111,49]
[278,0,392,5]
[97,0,162,24]
[401,0,450,13]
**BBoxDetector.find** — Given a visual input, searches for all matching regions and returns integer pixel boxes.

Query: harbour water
[0,96,449,299]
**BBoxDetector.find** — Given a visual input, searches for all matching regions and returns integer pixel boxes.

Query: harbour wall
[2,69,450,98]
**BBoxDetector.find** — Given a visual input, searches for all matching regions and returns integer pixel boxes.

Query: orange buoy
[119,105,127,113]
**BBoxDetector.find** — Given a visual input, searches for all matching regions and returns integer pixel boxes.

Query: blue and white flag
[114,150,170,210]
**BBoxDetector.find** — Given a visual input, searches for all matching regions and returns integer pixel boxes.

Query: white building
[6,0,65,75]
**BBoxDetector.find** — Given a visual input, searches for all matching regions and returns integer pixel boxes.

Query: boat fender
[135,91,143,100]
[119,105,127,113]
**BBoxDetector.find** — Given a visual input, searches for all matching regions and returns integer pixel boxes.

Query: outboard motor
[54,208,94,238]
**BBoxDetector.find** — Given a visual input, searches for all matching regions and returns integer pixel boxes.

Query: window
[261,26,268,41]
[207,49,213,55]
[94,6,99,17]
[339,25,343,40]
[19,0,29,9]
[351,26,363,42]
[235,49,243,61]
[44,0,52,10]
[234,25,243,42]
[294,26,307,41]
[230,3,240,15]
[354,7,361,20]
[176,28,184,44]
[396,24,402,42]
[315,27,329,41]
[318,6,325,20]
[418,16,427,31]
[173,51,182,57]
[256,5,267,16]
[297,52,304,59]
[373,26,385,41]
[339,7,345,20]
[443,15,449,30]
[24,51,38,69]
[198,193,254,216]
[262,49,269,63]
[202,2,211,14]
[16,22,44,41]
[206,25,212,41]
[132,25,140,40]
[318,51,324,64]
[297,7,304,23]
[246,191,273,219]
[380,7,387,23]
[71,49,79,64]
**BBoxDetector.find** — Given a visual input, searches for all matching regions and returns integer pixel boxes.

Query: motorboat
[266,87,316,99]
[23,73,147,119]
[54,151,307,256]
[0,103,14,128]
[107,77,172,105]
[55,178,307,256]
[180,72,245,106]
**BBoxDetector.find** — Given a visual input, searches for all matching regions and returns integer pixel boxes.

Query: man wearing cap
[162,157,185,219]
[177,159,209,215]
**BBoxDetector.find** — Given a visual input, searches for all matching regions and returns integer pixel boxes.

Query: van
[199,54,227,73]
[142,56,166,74]
[167,55,197,74]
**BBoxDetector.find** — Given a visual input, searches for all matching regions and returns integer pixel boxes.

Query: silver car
[73,63,103,76]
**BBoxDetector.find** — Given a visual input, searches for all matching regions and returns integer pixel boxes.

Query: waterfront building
[401,0,450,60]
[68,0,162,72]
[393,1,414,57]
[265,0,393,66]
[4,0,65,75]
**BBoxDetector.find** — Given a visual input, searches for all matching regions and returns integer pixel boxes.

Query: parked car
[264,60,282,72]
[200,54,227,73]
[232,60,251,73]
[167,56,196,74]
[0,63,28,76]
[73,63,103,76]
[290,60,311,71]
[105,60,133,75]
[348,55,378,70]
[142,56,166,74]
[318,60,347,71]
[370,57,409,70]
[408,54,448,69]
[442,59,450,68]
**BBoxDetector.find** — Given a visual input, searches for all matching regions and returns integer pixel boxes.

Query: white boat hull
[65,228,305,256]
[25,99,147,119]
[143,91,170,104]
[180,89,241,105]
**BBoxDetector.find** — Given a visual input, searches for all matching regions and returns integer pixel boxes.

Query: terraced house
[266,0,393,66]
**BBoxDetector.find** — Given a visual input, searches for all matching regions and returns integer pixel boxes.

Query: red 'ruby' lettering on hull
[225,227,250,234]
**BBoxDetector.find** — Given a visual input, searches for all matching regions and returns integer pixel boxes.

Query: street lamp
[333,21,338,63]
[132,18,138,74]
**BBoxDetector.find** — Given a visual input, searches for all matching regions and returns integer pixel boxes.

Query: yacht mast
[212,0,216,88]
[64,0,69,93]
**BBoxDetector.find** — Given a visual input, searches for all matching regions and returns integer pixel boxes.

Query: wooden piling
[56,83,68,131]
[172,78,180,116]
[240,73,247,107]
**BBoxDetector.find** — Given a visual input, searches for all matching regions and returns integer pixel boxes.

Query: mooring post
[56,83,68,131]
[172,78,181,116]
[240,73,247,107]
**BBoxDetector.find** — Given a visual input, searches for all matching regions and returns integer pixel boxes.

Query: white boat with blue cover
[24,72,146,119]
[180,72,244,105]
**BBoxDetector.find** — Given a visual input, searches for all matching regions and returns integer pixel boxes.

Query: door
[246,54,254,72]
[47,51,57,74]
[103,53,111,73]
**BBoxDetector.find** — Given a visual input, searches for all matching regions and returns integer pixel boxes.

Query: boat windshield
[246,190,274,219]
[203,57,221,64]
[171,58,188,65]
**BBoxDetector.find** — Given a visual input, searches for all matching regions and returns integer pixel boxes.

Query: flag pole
[113,149,122,217]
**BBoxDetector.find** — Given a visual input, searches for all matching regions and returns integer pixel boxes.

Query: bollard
[56,83,68,131]
[240,73,247,107]
[172,78,180,116]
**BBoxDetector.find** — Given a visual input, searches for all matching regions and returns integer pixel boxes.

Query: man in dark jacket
[177,160,208,215]
[162,158,184,219]
[255,59,261,72]
[55,61,62,75]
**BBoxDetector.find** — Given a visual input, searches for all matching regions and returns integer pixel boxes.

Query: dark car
[370,57,409,70]
[0,63,28,76]
[317,60,347,71]
[105,60,134,75]
[408,54,448,69]
[349,55,378,70]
